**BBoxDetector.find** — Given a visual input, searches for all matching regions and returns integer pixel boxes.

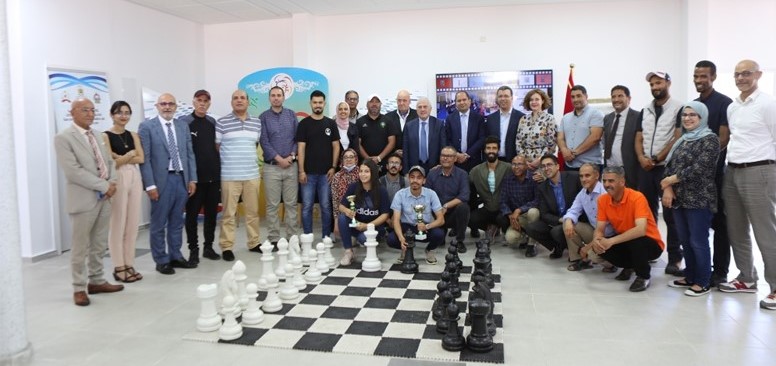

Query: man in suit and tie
[402,97,446,174]
[523,154,582,258]
[384,89,418,157]
[138,93,198,275]
[485,86,525,161]
[446,91,486,172]
[603,85,640,188]
[55,98,124,306]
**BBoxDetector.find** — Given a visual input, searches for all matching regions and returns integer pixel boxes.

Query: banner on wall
[48,68,111,132]
[239,67,329,120]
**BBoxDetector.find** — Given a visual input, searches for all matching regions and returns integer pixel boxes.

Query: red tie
[86,130,108,180]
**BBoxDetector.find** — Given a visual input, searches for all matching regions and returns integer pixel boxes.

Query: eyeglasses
[343,155,357,159]
[440,153,456,158]
[114,112,131,116]
[346,97,359,101]
[157,102,176,107]
[681,113,699,118]
[734,70,755,78]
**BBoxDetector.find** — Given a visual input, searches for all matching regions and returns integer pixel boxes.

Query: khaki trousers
[220,178,260,250]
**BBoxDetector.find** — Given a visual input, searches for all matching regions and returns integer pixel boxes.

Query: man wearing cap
[603,85,640,189]
[357,94,399,169]
[558,85,604,171]
[180,90,221,263]
[384,89,418,156]
[719,59,776,311]
[635,71,683,276]
[387,165,446,264]
[344,90,361,124]
[485,85,525,161]
[259,86,299,247]
[403,97,445,173]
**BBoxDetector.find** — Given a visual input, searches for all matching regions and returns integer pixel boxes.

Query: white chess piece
[196,284,221,332]
[278,263,300,301]
[322,236,336,267]
[232,260,249,310]
[362,223,382,272]
[241,283,264,325]
[275,238,289,279]
[300,233,314,265]
[288,235,302,270]
[316,242,330,273]
[218,295,243,341]
[219,270,241,317]
[292,263,307,290]
[260,278,283,313]
[259,240,279,288]
[304,248,322,284]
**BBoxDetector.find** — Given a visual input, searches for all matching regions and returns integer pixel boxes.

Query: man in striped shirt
[216,90,262,261]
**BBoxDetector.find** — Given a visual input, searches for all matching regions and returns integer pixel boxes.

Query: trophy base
[415,233,427,241]
[349,223,358,228]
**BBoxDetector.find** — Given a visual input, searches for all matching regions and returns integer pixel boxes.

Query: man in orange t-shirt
[582,166,664,292]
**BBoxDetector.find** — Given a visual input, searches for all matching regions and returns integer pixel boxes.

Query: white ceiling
[124,0,611,24]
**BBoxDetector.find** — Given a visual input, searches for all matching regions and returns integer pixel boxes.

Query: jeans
[301,174,332,237]
[337,213,385,249]
[673,207,713,287]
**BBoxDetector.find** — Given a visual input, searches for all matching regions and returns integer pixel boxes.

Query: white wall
[9,0,204,257]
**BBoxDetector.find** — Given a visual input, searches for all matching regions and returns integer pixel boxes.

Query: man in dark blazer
[485,85,525,161]
[403,97,446,174]
[384,89,417,156]
[446,91,486,172]
[55,98,124,306]
[523,154,582,258]
[603,85,640,189]
[138,93,198,275]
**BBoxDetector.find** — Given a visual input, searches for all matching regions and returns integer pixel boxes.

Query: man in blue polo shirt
[557,85,604,171]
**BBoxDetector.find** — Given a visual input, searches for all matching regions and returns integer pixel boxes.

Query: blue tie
[166,122,181,171]
[420,121,428,163]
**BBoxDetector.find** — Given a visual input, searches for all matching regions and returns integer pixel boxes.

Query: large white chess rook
[362,224,382,272]
[218,295,243,341]
[300,233,314,265]
[275,238,289,279]
[241,283,264,325]
[196,283,221,332]
[258,240,279,288]
[304,248,322,284]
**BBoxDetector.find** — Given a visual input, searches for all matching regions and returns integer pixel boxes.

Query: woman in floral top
[661,101,719,297]
[515,89,557,170]
[330,148,360,240]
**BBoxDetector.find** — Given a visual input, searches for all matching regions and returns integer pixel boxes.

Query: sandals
[567,260,593,271]
[127,266,143,281]
[113,266,142,283]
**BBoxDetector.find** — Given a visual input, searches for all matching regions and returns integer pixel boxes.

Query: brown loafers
[87,282,125,294]
[73,291,90,306]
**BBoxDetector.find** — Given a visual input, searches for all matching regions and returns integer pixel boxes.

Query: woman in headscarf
[661,101,719,297]
[330,148,360,241]
[335,101,358,152]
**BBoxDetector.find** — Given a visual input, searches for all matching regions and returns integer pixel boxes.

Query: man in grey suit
[55,98,124,306]
[603,85,640,188]
[138,93,198,275]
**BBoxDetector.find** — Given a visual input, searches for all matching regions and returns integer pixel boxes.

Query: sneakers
[684,286,711,297]
[760,292,776,310]
[668,279,692,288]
[340,250,354,266]
[665,263,685,277]
[718,279,758,293]
[629,277,650,292]
[525,245,538,258]
[615,268,634,281]
[222,250,235,261]
[425,250,437,264]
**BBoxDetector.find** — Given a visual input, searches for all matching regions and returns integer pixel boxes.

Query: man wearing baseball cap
[356,94,399,170]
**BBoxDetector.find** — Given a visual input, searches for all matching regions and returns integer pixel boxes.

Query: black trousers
[443,203,470,243]
[600,236,663,279]
[469,207,499,232]
[185,181,220,250]
[638,165,681,263]
[523,220,566,251]
[712,171,730,278]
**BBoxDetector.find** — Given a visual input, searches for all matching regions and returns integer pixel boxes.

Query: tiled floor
[19,220,776,366]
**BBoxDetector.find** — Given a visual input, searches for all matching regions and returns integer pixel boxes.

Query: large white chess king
[362,224,381,272]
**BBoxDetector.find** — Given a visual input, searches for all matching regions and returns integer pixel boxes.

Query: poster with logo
[239,67,329,120]
[48,68,111,133]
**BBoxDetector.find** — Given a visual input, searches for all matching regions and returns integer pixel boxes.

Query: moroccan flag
[558,64,575,170]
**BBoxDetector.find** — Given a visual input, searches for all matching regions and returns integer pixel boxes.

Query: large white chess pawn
[218,295,243,341]
[300,233,314,265]
[258,240,278,289]
[278,263,300,301]
[292,263,307,290]
[304,248,322,284]
[232,260,249,310]
[196,283,221,332]
[241,283,264,325]
[274,238,289,279]
[288,235,302,270]
[362,223,382,272]
[322,236,336,268]
[259,278,283,313]
[316,242,330,273]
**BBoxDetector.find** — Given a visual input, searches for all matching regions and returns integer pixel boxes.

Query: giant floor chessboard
[183,262,505,363]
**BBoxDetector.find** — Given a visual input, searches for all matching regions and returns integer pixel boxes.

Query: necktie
[604,113,621,160]
[166,122,181,171]
[85,130,108,180]
[460,113,468,152]
[420,121,428,163]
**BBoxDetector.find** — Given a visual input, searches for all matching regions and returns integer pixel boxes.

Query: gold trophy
[413,204,427,240]
[347,195,358,228]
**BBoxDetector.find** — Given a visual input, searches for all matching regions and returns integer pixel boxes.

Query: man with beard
[446,90,486,172]
[603,85,640,189]
[523,154,581,259]
[384,89,417,156]
[497,154,540,251]
[691,60,733,287]
[425,146,470,253]
[344,90,362,124]
[357,94,399,171]
[379,153,408,203]
[403,97,446,173]
[485,86,524,161]
[297,90,340,240]
[635,71,683,276]
[557,85,604,171]
[585,166,664,292]
[469,136,512,248]
[387,166,446,264]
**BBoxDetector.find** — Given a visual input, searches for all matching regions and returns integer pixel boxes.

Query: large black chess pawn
[466,298,494,352]
[435,290,454,333]
[432,271,451,321]
[473,245,495,289]
[446,261,462,298]
[447,244,463,272]
[401,229,419,274]
[441,302,465,351]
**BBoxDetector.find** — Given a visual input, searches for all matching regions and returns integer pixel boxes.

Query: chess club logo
[324,127,331,136]
[271,73,295,99]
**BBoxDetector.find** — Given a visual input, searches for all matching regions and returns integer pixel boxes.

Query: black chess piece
[446,261,462,298]
[432,271,451,321]
[441,302,465,351]
[473,245,494,289]
[447,244,463,270]
[401,229,419,274]
[466,298,494,352]
[436,290,454,334]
